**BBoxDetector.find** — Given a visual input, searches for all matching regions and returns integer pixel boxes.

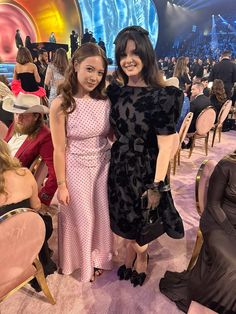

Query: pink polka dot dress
[58,97,113,282]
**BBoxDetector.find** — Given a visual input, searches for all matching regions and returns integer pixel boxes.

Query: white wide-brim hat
[2,92,49,114]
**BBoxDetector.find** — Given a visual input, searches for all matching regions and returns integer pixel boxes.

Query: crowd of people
[0,25,236,313]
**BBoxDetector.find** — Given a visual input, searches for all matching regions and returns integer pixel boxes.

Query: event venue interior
[0,0,236,313]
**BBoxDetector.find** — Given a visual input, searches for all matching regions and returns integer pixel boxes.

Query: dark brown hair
[52,48,69,76]
[59,43,108,114]
[114,26,165,88]
[211,79,227,104]
[16,47,33,64]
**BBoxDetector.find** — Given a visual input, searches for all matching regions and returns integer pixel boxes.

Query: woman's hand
[57,185,70,206]
[142,190,161,209]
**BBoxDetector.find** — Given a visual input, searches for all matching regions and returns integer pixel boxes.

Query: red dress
[11,72,46,97]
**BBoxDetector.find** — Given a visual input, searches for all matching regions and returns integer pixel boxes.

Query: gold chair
[0,208,55,304]
[211,100,232,147]
[188,106,216,158]
[29,156,48,189]
[173,112,193,175]
[0,121,8,139]
[187,159,217,271]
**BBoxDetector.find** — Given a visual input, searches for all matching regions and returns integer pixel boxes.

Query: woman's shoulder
[50,96,64,111]
[152,85,183,98]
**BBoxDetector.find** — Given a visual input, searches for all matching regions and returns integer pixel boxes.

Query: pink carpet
[1,130,235,314]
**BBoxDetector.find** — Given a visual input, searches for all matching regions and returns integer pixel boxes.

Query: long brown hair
[16,47,33,64]
[52,48,69,76]
[59,43,108,114]
[173,56,189,78]
[114,26,165,88]
[0,140,22,198]
[211,79,227,104]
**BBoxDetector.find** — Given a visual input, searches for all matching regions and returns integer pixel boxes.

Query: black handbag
[136,193,165,246]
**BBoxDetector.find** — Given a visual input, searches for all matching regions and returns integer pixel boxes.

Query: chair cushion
[0,211,45,297]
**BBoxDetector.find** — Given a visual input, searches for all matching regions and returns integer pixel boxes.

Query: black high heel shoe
[117,255,137,280]
[130,254,149,287]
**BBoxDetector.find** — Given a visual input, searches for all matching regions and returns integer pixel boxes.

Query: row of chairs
[173,99,233,174]
[0,157,218,310]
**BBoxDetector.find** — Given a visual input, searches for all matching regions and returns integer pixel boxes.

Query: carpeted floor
[0,130,235,314]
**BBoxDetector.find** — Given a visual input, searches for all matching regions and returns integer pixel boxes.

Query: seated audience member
[210,79,228,119]
[2,92,57,207]
[188,82,211,133]
[11,47,46,97]
[34,49,48,88]
[201,77,211,97]
[165,77,190,132]
[0,139,56,291]
[160,151,236,314]
[182,82,211,148]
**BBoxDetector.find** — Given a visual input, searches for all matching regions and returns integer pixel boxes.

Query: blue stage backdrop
[77,0,159,61]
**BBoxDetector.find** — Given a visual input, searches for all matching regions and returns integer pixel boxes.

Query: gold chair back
[0,208,55,304]
[187,159,217,270]
[212,100,232,147]
[29,156,48,189]
[188,106,216,158]
[172,112,193,175]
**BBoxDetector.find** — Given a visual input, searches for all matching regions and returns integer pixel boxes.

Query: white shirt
[8,133,28,157]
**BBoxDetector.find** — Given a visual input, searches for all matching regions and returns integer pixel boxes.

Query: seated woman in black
[0,139,56,291]
[11,47,46,97]
[160,151,236,314]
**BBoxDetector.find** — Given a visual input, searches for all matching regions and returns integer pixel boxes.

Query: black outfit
[70,32,78,57]
[209,58,236,99]
[81,31,91,44]
[210,94,226,121]
[160,158,236,314]
[188,94,211,133]
[15,32,23,48]
[34,60,48,87]
[107,84,184,240]
[0,198,56,290]
[178,73,191,92]
[203,87,210,97]
[0,100,13,127]
[17,72,39,92]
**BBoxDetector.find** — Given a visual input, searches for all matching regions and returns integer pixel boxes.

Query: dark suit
[15,32,23,48]
[189,94,211,132]
[5,124,57,205]
[208,58,236,98]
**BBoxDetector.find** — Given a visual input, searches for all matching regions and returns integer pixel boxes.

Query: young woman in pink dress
[50,43,113,282]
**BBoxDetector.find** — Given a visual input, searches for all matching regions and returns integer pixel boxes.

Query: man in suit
[3,92,57,207]
[208,50,236,99]
[182,82,211,149]
[15,29,23,48]
[70,30,78,57]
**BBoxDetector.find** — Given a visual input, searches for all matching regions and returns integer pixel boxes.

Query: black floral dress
[107,84,184,240]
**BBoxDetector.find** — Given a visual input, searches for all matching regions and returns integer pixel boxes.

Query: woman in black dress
[160,152,236,313]
[107,26,184,287]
